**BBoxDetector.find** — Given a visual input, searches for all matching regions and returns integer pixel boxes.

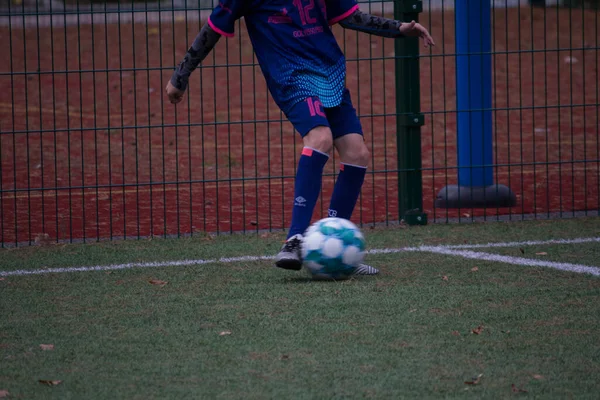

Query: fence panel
[0,0,598,246]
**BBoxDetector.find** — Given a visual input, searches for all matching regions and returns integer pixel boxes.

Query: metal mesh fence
[0,0,598,246]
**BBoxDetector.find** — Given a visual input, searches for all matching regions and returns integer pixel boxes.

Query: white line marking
[420,246,600,277]
[1,237,599,277]
[443,237,600,250]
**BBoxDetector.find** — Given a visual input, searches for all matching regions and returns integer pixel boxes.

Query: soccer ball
[301,217,366,280]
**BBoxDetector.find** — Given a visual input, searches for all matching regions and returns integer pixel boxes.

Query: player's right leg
[275,98,333,271]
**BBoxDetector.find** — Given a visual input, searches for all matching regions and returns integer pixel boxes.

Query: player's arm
[166,24,221,104]
[338,9,435,46]
[165,0,246,104]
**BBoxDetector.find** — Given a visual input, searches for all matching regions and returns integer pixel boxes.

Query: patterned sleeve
[326,0,360,26]
[208,0,247,38]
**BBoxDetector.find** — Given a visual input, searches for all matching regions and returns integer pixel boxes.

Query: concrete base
[435,184,516,208]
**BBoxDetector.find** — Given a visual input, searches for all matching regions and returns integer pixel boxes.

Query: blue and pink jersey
[208,0,358,114]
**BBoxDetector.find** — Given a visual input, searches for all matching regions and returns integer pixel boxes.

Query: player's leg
[286,125,333,240]
[329,133,369,219]
[327,89,378,276]
[326,89,369,221]
[275,98,333,271]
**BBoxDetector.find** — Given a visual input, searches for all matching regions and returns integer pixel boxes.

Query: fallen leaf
[519,248,525,254]
[219,331,232,336]
[35,233,52,246]
[535,252,548,256]
[532,374,544,380]
[408,309,417,313]
[39,344,54,351]
[0,390,9,398]
[451,331,461,336]
[148,279,168,287]
[511,384,528,393]
[259,233,270,238]
[280,354,290,360]
[442,276,449,281]
[0,278,5,281]
[465,373,483,385]
[471,267,479,272]
[472,325,484,335]
[501,330,511,334]
[38,380,62,386]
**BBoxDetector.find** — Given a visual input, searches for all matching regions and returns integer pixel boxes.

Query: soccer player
[166,1,434,275]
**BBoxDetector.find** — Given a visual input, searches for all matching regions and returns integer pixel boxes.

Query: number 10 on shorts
[307,97,325,117]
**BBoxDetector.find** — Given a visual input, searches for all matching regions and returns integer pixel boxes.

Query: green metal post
[394,0,427,225]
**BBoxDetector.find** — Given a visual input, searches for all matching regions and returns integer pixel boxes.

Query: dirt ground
[0,7,598,244]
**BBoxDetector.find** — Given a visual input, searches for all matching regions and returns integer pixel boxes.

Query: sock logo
[295,196,307,207]
[328,209,337,217]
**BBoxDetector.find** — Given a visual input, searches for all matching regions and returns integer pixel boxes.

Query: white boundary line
[442,237,600,250]
[1,237,599,278]
[419,246,600,277]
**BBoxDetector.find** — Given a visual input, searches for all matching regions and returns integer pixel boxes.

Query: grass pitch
[1,218,600,399]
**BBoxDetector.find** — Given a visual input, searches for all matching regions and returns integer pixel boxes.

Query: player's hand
[399,20,435,47]
[165,80,185,104]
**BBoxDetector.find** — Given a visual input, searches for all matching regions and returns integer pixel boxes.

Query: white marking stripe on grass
[0,255,277,277]
[419,246,600,277]
[1,237,599,277]
[442,237,600,250]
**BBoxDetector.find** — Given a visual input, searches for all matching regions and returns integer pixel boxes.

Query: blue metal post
[435,0,516,208]
[456,0,493,187]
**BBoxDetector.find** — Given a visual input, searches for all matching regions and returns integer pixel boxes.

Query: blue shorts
[285,88,363,139]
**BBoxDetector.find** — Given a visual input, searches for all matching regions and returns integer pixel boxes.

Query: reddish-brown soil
[1,7,598,244]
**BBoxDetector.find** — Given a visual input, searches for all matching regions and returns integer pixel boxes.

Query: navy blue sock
[287,147,329,239]
[328,163,367,220]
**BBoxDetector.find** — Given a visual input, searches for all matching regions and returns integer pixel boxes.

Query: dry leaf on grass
[39,344,54,351]
[471,267,479,272]
[464,374,483,385]
[535,252,548,256]
[148,279,168,287]
[219,331,232,336]
[519,248,525,254]
[35,233,52,246]
[451,331,461,336]
[532,374,544,380]
[0,278,5,281]
[0,390,9,398]
[471,325,484,335]
[442,276,449,281]
[38,380,62,386]
[511,384,528,393]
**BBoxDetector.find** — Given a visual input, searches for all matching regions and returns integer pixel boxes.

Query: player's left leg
[274,97,333,271]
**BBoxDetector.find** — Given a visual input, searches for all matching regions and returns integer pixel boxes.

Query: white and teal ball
[301,217,366,280]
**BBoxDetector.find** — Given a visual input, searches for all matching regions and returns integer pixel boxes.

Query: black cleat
[275,234,303,271]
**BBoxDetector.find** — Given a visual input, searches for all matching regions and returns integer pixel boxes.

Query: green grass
[1,218,600,399]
